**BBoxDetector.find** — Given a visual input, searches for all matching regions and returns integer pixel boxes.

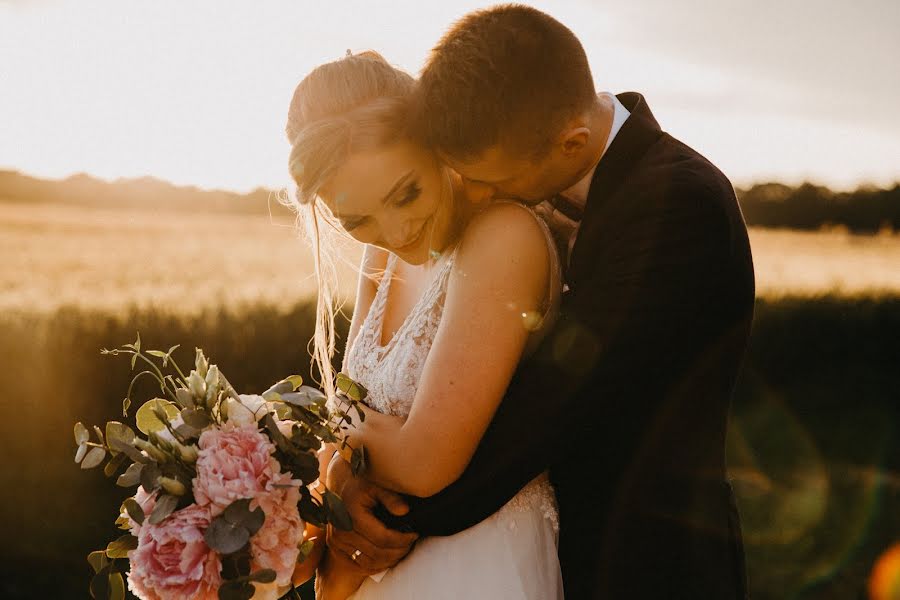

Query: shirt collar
[560,92,630,208]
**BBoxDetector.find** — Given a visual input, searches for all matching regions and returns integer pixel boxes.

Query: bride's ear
[556,126,590,157]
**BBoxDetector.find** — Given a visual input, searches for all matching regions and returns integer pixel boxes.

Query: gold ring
[351,549,362,561]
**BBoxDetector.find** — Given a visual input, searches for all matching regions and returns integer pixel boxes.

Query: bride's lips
[394,218,431,254]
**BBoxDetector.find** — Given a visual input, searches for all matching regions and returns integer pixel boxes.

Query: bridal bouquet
[74,336,366,600]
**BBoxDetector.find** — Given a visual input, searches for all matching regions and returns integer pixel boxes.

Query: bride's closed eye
[394,181,422,208]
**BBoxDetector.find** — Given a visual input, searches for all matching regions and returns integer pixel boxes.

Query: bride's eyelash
[395,182,422,207]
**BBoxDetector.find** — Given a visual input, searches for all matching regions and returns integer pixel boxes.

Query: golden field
[3,202,899,314]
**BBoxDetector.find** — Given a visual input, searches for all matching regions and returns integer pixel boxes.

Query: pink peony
[126,503,222,600]
[192,422,279,516]
[250,481,305,588]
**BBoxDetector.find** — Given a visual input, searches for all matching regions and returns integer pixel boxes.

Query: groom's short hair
[414,4,596,161]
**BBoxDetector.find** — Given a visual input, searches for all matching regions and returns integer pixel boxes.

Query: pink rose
[250,481,305,588]
[127,503,221,600]
[192,423,279,516]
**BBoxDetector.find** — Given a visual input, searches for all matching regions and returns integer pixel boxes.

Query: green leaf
[81,447,106,470]
[147,350,167,360]
[135,399,179,435]
[134,332,141,353]
[105,534,138,559]
[181,407,212,429]
[323,490,353,531]
[148,494,178,524]
[217,580,255,600]
[123,497,144,526]
[117,462,143,487]
[104,452,127,478]
[248,568,277,583]
[105,422,136,452]
[90,565,111,599]
[297,539,315,563]
[350,446,367,477]
[285,375,304,390]
[108,572,126,600]
[75,442,88,464]
[87,550,109,574]
[74,422,90,446]
[336,373,368,402]
[93,425,105,445]
[223,499,265,536]
[204,515,250,554]
[280,386,327,408]
[140,462,161,492]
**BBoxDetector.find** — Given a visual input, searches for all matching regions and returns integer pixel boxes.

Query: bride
[284,51,563,599]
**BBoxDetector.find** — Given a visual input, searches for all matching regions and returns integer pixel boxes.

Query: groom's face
[444,145,568,206]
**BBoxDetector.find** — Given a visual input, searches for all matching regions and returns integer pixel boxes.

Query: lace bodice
[345,207,561,532]
[346,249,456,417]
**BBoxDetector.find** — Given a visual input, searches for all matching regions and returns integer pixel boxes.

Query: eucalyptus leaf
[75,442,88,464]
[74,422,90,446]
[323,490,353,531]
[81,447,106,470]
[297,539,315,563]
[93,425,105,445]
[204,516,250,554]
[135,399,179,434]
[123,497,144,525]
[90,565,111,599]
[181,407,212,429]
[105,534,138,559]
[105,422,135,453]
[140,462,161,492]
[87,550,109,574]
[217,580,255,600]
[280,386,327,408]
[108,572,126,600]
[148,493,178,525]
[350,446,367,477]
[336,373,368,402]
[248,568,277,583]
[104,452,127,478]
[113,440,149,465]
[284,375,304,390]
[223,499,265,535]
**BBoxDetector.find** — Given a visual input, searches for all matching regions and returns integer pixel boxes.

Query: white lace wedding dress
[342,207,564,599]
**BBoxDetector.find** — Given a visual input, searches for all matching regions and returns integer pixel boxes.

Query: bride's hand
[326,454,418,574]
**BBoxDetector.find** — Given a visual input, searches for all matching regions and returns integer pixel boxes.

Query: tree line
[737,182,900,233]
[2,170,898,233]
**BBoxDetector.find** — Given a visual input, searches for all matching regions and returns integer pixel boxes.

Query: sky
[1,0,898,193]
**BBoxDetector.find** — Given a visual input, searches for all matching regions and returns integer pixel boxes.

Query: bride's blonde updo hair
[285,51,417,397]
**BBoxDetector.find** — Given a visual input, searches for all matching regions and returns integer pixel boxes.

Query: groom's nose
[461,178,497,205]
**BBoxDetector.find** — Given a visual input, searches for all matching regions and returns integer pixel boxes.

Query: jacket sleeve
[387,183,741,536]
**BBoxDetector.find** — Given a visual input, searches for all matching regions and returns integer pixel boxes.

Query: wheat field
[3,203,899,314]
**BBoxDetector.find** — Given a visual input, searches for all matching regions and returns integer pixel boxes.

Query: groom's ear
[556,126,590,157]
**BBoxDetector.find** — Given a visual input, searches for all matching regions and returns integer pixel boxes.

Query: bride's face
[319,140,455,265]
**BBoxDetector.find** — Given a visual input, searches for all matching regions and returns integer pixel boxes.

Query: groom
[327,4,754,598]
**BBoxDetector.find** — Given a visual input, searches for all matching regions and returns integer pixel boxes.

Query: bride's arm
[342,203,551,497]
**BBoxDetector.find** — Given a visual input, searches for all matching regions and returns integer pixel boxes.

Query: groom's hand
[326,455,418,575]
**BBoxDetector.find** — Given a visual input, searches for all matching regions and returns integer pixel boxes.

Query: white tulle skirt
[349,474,563,600]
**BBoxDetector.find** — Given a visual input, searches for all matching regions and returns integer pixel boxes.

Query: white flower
[225,394,269,426]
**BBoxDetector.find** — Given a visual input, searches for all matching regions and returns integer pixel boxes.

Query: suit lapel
[567,92,664,289]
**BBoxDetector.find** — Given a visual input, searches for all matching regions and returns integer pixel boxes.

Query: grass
[1,202,898,599]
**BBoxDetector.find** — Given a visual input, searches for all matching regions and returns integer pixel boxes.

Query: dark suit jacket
[381,92,754,599]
